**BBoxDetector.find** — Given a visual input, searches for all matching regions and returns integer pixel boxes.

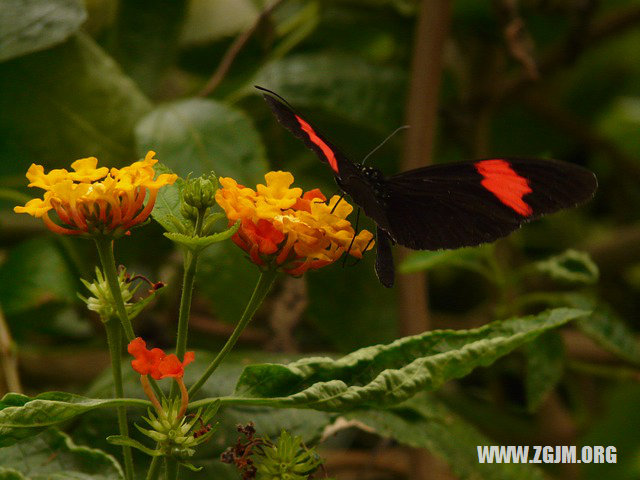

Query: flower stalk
[189,268,278,397]
[104,319,135,480]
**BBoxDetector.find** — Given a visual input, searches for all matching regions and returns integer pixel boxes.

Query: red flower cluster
[128,337,194,380]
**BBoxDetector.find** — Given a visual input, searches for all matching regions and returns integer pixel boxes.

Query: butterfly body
[257,86,597,287]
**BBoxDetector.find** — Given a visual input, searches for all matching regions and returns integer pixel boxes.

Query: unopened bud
[182,173,218,211]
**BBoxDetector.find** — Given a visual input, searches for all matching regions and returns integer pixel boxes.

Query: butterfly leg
[375,227,394,288]
[342,207,361,267]
[330,193,346,214]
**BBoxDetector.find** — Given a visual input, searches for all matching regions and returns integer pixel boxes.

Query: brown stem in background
[399,0,451,335]
[0,306,22,393]
[400,1,454,479]
[198,0,284,97]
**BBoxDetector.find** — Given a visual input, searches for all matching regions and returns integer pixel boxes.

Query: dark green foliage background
[1,1,639,479]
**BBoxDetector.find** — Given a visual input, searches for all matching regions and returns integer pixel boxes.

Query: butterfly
[256,86,598,288]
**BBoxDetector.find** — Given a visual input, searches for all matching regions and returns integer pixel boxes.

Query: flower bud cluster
[137,399,214,458]
[78,267,150,322]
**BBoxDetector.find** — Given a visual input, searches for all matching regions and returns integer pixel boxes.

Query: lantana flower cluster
[14,151,177,236]
[215,171,374,275]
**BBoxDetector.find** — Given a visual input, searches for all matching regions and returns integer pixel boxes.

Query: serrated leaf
[0,33,151,173]
[151,162,187,233]
[232,308,588,411]
[534,249,599,285]
[0,392,149,447]
[164,221,240,252]
[346,395,544,480]
[561,294,640,365]
[0,429,122,479]
[0,0,87,62]
[135,98,268,186]
[254,53,406,132]
[525,331,565,412]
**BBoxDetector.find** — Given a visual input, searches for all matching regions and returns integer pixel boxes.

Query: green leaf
[253,53,406,132]
[135,98,268,185]
[0,429,123,479]
[164,221,240,252]
[346,395,544,480]
[232,308,588,411]
[195,239,262,325]
[305,255,397,351]
[150,162,187,233]
[0,33,151,173]
[524,331,565,412]
[107,0,187,95]
[0,391,149,447]
[0,238,78,316]
[534,249,599,285]
[107,435,161,457]
[577,305,640,366]
[0,0,86,62]
[399,246,491,274]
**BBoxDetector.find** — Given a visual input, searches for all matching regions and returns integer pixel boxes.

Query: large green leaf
[524,331,565,412]
[0,0,86,62]
[346,395,544,480]
[231,308,588,411]
[563,294,640,365]
[0,429,122,480]
[135,98,268,185]
[253,53,406,132]
[0,391,149,447]
[0,238,78,316]
[0,33,151,174]
[107,0,187,95]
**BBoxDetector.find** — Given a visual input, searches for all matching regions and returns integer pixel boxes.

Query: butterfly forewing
[258,87,354,177]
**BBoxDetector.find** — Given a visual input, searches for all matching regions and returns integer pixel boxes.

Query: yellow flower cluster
[215,171,374,275]
[14,151,177,236]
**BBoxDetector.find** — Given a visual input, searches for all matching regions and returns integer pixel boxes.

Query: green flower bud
[182,173,218,211]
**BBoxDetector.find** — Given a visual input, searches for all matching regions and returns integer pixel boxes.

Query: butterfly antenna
[361,125,410,165]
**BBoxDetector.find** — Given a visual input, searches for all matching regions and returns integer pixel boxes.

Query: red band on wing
[295,115,339,173]
[475,159,533,216]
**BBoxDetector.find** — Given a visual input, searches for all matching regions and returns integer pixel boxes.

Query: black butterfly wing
[257,86,359,179]
[382,158,597,250]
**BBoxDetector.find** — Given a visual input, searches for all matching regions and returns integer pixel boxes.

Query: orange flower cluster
[215,171,374,275]
[128,337,194,380]
[14,151,177,236]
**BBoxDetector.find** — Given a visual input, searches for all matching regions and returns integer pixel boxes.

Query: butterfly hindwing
[383,158,597,250]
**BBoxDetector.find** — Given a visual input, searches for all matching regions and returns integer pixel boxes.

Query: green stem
[171,210,205,397]
[164,457,179,480]
[94,236,136,340]
[146,456,162,480]
[94,236,166,400]
[175,250,198,360]
[105,320,135,480]
[189,269,278,397]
